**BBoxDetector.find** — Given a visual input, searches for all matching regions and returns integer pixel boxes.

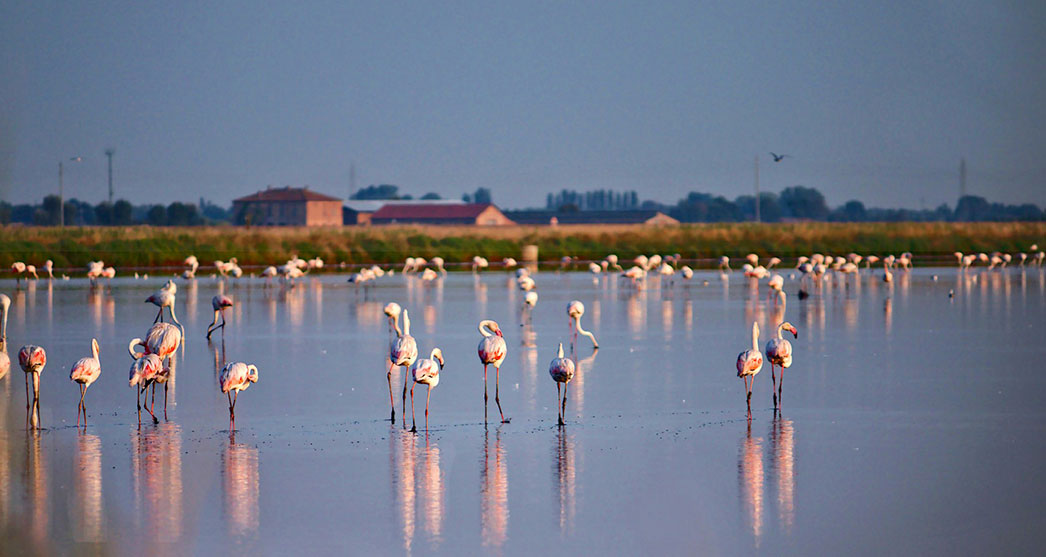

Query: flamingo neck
[557,343,564,359]
[776,323,786,340]
[752,327,759,350]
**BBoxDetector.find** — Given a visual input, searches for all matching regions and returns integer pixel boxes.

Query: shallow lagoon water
[1,267,1045,555]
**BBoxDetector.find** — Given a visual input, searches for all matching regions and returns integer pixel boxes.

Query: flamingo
[409,348,444,433]
[524,291,538,313]
[719,256,731,273]
[390,309,419,423]
[220,362,259,425]
[207,295,234,340]
[421,268,438,281]
[70,339,102,426]
[605,254,622,271]
[883,261,893,283]
[566,300,598,350]
[145,288,183,333]
[736,322,763,415]
[502,257,518,269]
[768,274,784,294]
[42,260,54,279]
[548,343,576,426]
[431,256,447,275]
[11,262,26,286]
[129,322,182,420]
[384,302,403,340]
[25,264,39,280]
[0,294,9,381]
[19,344,47,428]
[128,353,164,424]
[681,266,694,280]
[765,322,798,409]
[478,320,508,423]
[472,256,490,273]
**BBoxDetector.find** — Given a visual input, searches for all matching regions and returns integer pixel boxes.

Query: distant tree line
[545,185,1044,223]
[350,184,493,204]
[0,196,230,226]
[547,189,640,212]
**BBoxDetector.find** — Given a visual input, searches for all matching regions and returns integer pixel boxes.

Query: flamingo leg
[32,372,40,429]
[155,307,163,323]
[425,384,432,431]
[163,383,169,420]
[483,363,489,424]
[401,367,409,428]
[561,382,569,426]
[137,386,142,424]
[410,382,417,433]
[495,365,506,423]
[232,390,238,424]
[771,363,777,409]
[387,360,396,422]
[77,383,86,426]
[778,367,784,407]
[25,372,30,425]
[557,382,563,426]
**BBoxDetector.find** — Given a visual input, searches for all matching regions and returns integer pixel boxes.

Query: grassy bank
[1,222,1043,271]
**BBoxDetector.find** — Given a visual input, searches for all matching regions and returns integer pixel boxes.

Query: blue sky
[1,1,1043,209]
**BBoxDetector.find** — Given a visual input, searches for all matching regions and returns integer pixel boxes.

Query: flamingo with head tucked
[207,295,234,340]
[129,353,164,424]
[409,348,444,433]
[548,343,576,426]
[129,322,182,419]
[19,344,47,428]
[390,309,419,424]
[11,262,26,286]
[566,300,598,351]
[70,338,102,426]
[736,322,763,415]
[766,322,798,409]
[478,320,508,423]
[220,362,259,426]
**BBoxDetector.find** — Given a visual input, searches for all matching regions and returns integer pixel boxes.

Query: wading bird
[220,362,259,426]
[129,322,182,419]
[129,353,164,424]
[207,295,234,340]
[409,348,444,433]
[769,152,790,162]
[0,294,9,381]
[765,322,798,409]
[19,344,47,428]
[384,302,402,340]
[70,339,102,426]
[736,322,763,415]
[145,287,183,333]
[566,300,598,351]
[11,262,26,286]
[478,320,508,423]
[391,310,419,424]
[548,343,576,426]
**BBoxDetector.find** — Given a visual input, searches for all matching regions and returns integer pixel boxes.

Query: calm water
[1,267,1044,555]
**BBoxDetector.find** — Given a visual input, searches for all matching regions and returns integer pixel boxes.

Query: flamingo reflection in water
[553,427,577,534]
[222,431,260,538]
[769,415,796,534]
[481,428,509,549]
[739,421,765,547]
[395,431,445,552]
[131,422,183,543]
[73,433,105,543]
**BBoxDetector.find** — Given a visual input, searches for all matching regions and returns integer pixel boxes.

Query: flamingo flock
[0,241,1042,436]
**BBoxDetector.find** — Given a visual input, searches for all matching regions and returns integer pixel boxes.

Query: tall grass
[1,222,1043,271]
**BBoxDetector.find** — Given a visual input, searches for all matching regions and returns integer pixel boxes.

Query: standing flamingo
[11,262,26,286]
[129,353,164,424]
[765,322,798,409]
[145,287,183,333]
[220,362,259,425]
[207,295,234,340]
[129,322,182,419]
[736,322,763,415]
[390,310,419,424]
[566,301,598,351]
[478,320,508,423]
[70,339,102,426]
[19,344,47,428]
[548,343,576,426]
[0,294,9,382]
[409,348,444,433]
[42,260,54,279]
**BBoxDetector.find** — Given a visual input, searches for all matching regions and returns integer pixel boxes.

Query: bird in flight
[770,152,790,162]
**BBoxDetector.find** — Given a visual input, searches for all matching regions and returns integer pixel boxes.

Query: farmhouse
[370,203,515,226]
[233,186,343,226]
[503,210,679,226]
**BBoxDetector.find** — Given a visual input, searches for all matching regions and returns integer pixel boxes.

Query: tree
[670,192,742,222]
[95,202,113,225]
[421,192,442,200]
[736,193,782,222]
[166,202,200,226]
[831,200,867,222]
[41,195,62,225]
[779,186,829,220]
[0,202,11,224]
[472,188,492,204]
[147,205,167,226]
[113,200,133,225]
[954,195,990,221]
[351,184,400,200]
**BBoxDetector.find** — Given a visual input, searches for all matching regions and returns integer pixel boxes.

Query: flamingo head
[782,322,798,338]
[431,348,444,369]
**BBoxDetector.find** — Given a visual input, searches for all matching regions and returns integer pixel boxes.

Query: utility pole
[959,156,966,200]
[754,155,761,223]
[349,162,356,199]
[106,148,115,204]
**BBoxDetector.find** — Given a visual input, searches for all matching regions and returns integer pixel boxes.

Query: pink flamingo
[69,338,102,426]
[566,300,598,351]
[220,362,259,425]
[548,342,576,426]
[145,288,183,333]
[19,344,47,428]
[207,295,234,340]
[11,262,26,286]
[478,320,508,423]
[736,322,763,415]
[409,348,444,433]
[128,353,164,424]
[390,309,419,424]
[0,294,10,381]
[765,322,798,409]
[129,322,182,419]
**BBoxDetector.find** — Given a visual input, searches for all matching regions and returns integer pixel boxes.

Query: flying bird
[769,152,790,162]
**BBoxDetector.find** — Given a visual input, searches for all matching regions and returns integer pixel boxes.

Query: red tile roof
[233,186,342,203]
[371,203,497,221]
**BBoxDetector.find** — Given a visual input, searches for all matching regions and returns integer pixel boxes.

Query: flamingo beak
[791,327,799,339]
[495,329,503,338]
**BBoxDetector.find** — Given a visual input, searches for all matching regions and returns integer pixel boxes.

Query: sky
[2,1,1044,210]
